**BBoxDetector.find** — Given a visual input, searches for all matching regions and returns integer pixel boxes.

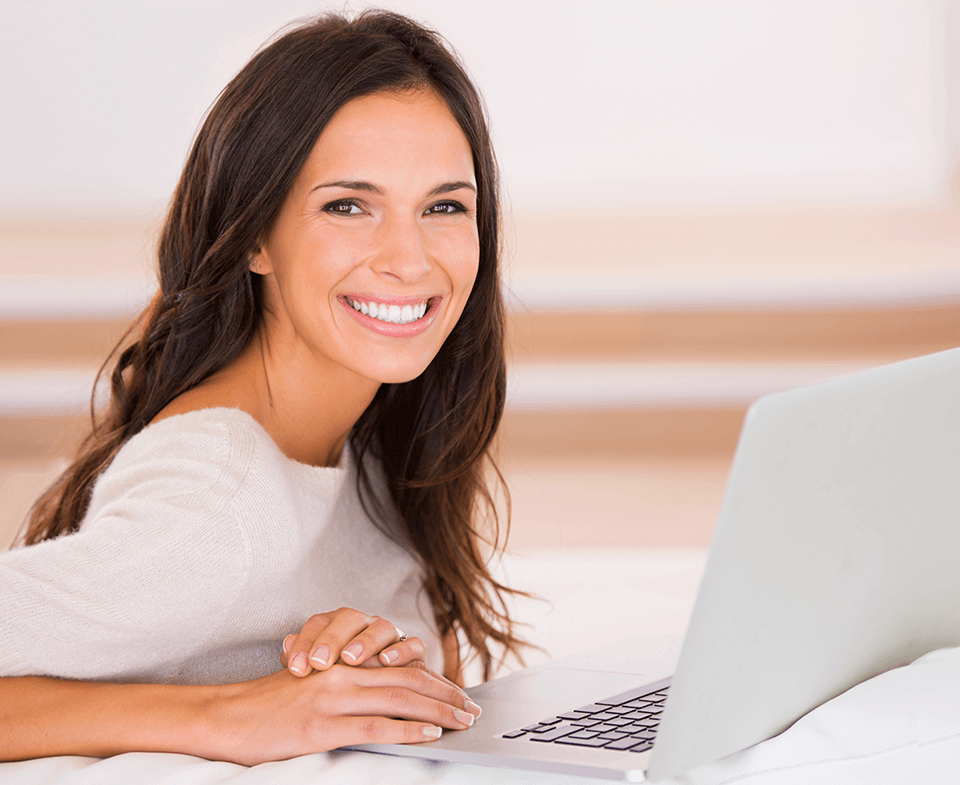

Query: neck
[249,329,379,467]
[164,328,380,468]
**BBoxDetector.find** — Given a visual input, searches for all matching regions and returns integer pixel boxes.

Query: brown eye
[425,201,466,215]
[324,199,363,215]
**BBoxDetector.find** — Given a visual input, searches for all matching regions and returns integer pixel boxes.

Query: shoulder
[113,407,268,468]
[85,408,285,521]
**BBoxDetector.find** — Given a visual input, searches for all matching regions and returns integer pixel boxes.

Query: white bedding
[2,549,957,784]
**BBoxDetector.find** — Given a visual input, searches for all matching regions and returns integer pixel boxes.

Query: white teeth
[349,298,428,324]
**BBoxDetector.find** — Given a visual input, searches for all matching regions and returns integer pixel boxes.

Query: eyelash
[321,199,469,217]
[425,200,468,215]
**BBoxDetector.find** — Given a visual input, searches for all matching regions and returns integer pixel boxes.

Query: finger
[378,635,426,667]
[280,633,296,669]
[349,664,481,723]
[395,658,476,706]
[329,715,444,747]
[339,618,410,668]
[348,684,478,730]
[287,612,338,676]
[310,610,391,670]
[358,656,470,701]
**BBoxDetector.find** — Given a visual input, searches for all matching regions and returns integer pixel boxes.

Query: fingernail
[454,709,475,727]
[380,648,399,665]
[422,725,442,739]
[466,700,482,717]
[282,634,294,654]
[310,645,329,667]
[342,643,363,663]
[290,652,308,675]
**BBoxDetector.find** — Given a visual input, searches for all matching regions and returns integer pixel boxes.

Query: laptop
[351,346,960,781]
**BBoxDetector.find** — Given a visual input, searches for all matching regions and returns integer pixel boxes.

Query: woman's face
[251,88,480,387]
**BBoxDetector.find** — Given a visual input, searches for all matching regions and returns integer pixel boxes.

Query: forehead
[300,89,475,185]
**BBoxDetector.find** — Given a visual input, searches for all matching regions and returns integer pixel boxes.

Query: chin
[361,357,435,386]
[376,366,432,386]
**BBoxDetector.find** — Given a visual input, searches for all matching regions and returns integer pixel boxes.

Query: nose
[371,214,430,284]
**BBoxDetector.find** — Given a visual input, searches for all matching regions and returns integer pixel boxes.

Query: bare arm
[0,664,479,765]
[0,676,217,762]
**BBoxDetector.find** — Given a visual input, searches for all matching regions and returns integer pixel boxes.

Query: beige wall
[3,1,959,552]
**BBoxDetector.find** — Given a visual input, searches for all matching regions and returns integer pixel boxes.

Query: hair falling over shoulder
[21,9,529,680]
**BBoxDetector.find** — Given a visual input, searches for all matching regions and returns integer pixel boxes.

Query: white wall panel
[1,0,954,217]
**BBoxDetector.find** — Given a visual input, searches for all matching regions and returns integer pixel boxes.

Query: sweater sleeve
[0,418,255,681]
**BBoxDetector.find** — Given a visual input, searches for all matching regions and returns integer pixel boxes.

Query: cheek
[306,231,371,280]
[441,230,480,293]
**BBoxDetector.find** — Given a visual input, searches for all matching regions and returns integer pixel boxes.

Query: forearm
[0,676,223,762]
[1,663,480,765]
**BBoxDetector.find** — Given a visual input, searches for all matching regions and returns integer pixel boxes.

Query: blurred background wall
[2,0,959,551]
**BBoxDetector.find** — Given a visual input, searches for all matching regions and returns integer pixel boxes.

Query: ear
[248,248,272,275]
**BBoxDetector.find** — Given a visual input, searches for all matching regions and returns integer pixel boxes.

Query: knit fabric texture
[0,408,441,683]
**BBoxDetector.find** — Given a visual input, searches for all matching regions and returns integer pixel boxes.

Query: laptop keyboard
[500,684,669,753]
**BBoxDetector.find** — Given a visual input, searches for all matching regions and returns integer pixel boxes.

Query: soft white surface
[1,548,958,784]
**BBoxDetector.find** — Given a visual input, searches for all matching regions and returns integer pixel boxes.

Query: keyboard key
[567,730,601,739]
[589,724,619,734]
[575,703,612,713]
[557,711,591,720]
[555,736,612,748]
[597,684,664,705]
[605,737,649,751]
[501,729,528,739]
[598,731,629,741]
[605,717,633,727]
[619,723,657,735]
[629,742,655,753]
[528,725,578,743]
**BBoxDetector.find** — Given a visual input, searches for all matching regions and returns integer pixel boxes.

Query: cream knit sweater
[0,408,441,684]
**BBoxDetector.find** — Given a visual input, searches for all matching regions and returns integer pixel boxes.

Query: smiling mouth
[345,297,432,325]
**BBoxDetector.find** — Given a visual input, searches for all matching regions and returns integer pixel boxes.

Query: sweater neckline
[143,407,353,477]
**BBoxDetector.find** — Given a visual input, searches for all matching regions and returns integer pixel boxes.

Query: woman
[0,9,526,763]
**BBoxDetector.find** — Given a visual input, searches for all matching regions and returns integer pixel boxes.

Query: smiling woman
[162,89,482,465]
[0,10,525,764]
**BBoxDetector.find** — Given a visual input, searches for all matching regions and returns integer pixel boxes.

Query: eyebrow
[429,180,477,196]
[312,179,477,196]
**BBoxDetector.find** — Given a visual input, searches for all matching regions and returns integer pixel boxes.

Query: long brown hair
[23,10,526,679]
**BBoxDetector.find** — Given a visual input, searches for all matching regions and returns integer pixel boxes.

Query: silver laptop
[351,346,960,781]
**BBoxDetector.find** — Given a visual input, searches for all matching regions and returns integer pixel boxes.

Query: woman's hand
[216,663,481,764]
[280,607,428,677]
[0,663,481,765]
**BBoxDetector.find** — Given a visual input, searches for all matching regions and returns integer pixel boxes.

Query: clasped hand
[281,607,430,676]
[218,607,481,764]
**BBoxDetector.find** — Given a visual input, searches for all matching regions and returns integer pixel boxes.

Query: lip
[339,294,442,337]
